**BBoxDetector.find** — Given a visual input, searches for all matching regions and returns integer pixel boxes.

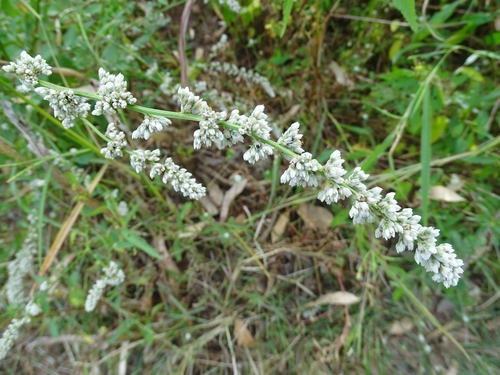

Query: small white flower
[209,34,228,59]
[85,279,107,312]
[205,61,274,97]
[178,87,209,115]
[161,158,206,199]
[0,301,42,360]
[317,182,352,204]
[2,51,52,91]
[101,123,127,159]
[25,301,42,316]
[193,110,226,149]
[194,80,207,93]
[117,201,129,217]
[92,68,137,116]
[414,226,440,264]
[394,208,422,253]
[377,192,401,221]
[85,261,125,312]
[103,261,126,286]
[237,105,272,139]
[349,187,382,224]
[243,141,274,164]
[216,128,244,148]
[132,115,171,140]
[344,167,369,192]
[277,122,304,155]
[35,88,90,128]
[281,152,322,188]
[149,162,166,179]
[323,150,347,182]
[130,149,161,173]
[0,317,27,360]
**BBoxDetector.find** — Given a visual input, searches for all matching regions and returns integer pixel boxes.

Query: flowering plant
[2,51,464,291]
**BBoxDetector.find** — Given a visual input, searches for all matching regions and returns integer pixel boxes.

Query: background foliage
[1,0,499,374]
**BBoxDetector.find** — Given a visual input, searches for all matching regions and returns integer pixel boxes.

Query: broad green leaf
[392,0,418,32]
[431,115,448,143]
[389,39,403,61]
[1,0,20,17]
[280,0,294,38]
[456,67,484,82]
[121,229,161,259]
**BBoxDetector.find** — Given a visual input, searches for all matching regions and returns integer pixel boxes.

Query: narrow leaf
[121,229,161,259]
[392,0,418,32]
[280,0,294,38]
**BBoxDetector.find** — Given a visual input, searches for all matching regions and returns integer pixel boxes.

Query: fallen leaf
[195,47,204,60]
[271,211,289,244]
[200,196,219,215]
[485,317,500,331]
[306,291,360,307]
[220,178,247,222]
[388,317,414,335]
[429,186,466,202]
[329,61,354,90]
[208,183,224,207]
[297,204,333,230]
[155,235,180,275]
[178,222,207,239]
[233,318,255,347]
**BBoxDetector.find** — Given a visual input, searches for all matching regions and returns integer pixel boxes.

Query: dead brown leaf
[208,183,224,207]
[306,291,360,308]
[200,196,219,215]
[220,178,247,222]
[429,186,466,202]
[233,318,255,347]
[271,211,290,244]
[178,222,207,239]
[388,317,414,335]
[297,204,333,230]
[329,61,354,90]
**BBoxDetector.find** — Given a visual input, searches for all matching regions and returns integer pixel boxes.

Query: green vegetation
[1,0,499,374]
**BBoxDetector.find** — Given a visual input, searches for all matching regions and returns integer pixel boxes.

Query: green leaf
[121,229,161,259]
[1,0,20,17]
[391,0,418,32]
[280,0,294,38]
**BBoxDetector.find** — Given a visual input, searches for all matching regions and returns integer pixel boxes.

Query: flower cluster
[228,105,274,163]
[0,301,42,360]
[92,68,137,115]
[101,122,127,159]
[35,88,91,128]
[130,149,161,173]
[204,0,241,14]
[274,122,464,287]
[280,152,322,187]
[2,51,52,91]
[5,186,46,306]
[150,157,206,200]
[132,114,171,140]
[194,109,228,149]
[85,261,125,312]
[277,122,304,156]
[2,51,465,287]
[205,61,275,98]
[209,34,228,59]
[178,87,211,115]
